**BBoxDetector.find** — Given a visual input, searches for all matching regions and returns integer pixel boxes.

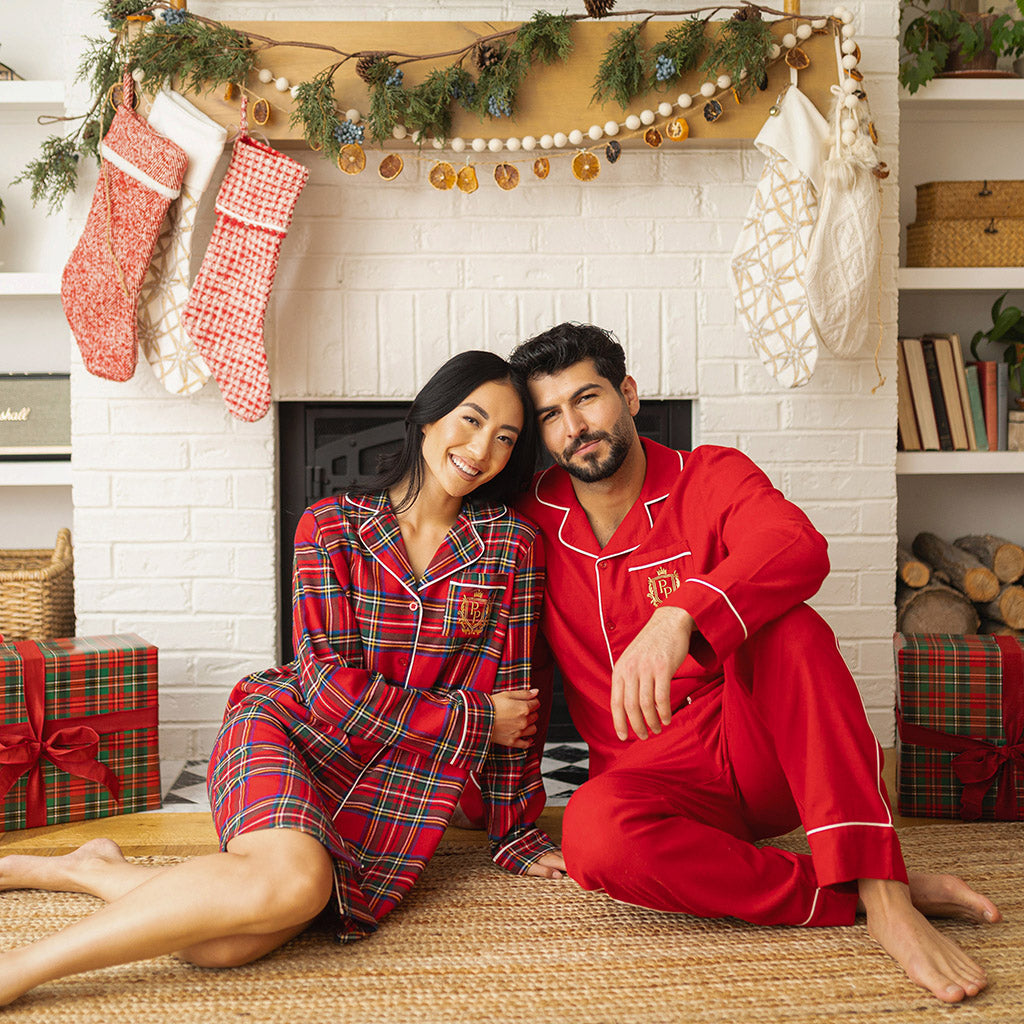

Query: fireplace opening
[279,399,693,743]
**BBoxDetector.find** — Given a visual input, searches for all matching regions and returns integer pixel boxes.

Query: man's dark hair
[509,322,627,389]
[352,350,537,512]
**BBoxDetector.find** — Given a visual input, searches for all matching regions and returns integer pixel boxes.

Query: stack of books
[897,334,1009,451]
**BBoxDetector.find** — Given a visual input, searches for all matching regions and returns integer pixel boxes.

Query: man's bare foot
[0,837,126,894]
[908,871,1001,924]
[859,877,992,1003]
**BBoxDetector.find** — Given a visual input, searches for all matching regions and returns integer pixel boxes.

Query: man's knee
[562,775,634,886]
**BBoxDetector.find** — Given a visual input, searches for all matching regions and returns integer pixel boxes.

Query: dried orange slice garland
[494,163,520,190]
[456,166,479,194]
[378,153,403,180]
[337,143,366,175]
[571,151,599,181]
[428,162,456,190]
[533,157,550,180]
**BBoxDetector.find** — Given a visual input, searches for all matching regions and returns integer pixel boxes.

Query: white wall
[51,0,899,759]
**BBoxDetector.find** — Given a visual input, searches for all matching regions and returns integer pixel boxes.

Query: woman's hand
[527,851,567,880]
[489,688,540,748]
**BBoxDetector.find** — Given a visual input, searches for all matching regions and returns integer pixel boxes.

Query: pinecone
[732,5,762,20]
[356,52,386,84]
[584,0,616,18]
[475,43,502,71]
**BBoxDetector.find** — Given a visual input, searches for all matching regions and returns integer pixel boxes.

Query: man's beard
[555,420,633,483]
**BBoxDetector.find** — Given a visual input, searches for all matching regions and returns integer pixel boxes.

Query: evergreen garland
[18,2,835,208]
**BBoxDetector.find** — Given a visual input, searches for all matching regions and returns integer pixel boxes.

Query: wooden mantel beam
[172,21,841,148]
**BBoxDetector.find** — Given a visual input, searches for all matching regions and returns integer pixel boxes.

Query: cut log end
[897,581,980,635]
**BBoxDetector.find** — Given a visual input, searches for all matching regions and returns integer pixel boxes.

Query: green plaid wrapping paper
[894,632,1024,820]
[0,635,160,830]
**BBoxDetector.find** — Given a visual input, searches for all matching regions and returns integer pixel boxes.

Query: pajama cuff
[446,689,495,773]
[491,826,560,875]
[806,822,909,890]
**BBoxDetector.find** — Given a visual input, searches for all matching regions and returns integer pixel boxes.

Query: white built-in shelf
[0,80,65,110]
[900,78,1024,118]
[0,273,61,296]
[896,451,1024,475]
[898,268,1024,292]
[0,460,71,486]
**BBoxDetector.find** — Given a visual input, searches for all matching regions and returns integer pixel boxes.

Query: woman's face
[420,379,524,501]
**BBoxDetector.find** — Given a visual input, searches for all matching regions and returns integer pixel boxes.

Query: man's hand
[526,850,567,879]
[489,688,540,748]
[610,605,695,741]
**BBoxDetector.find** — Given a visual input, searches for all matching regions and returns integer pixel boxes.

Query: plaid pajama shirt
[208,491,555,941]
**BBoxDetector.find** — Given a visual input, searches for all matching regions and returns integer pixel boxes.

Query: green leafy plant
[970,292,1024,398]
[900,0,1024,94]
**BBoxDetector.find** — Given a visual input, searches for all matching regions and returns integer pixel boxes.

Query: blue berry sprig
[655,55,677,82]
[333,119,365,145]
[386,68,404,88]
[487,95,512,118]
[163,8,189,27]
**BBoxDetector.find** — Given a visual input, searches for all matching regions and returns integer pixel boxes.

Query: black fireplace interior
[279,399,692,742]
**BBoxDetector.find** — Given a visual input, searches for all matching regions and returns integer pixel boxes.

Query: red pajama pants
[561,604,907,927]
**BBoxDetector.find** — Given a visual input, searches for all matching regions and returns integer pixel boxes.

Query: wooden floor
[0,750,940,857]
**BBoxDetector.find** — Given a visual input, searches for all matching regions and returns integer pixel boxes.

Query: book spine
[997,361,1009,450]
[977,361,999,451]
[964,364,990,452]
[921,339,953,451]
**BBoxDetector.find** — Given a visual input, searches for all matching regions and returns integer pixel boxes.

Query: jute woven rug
[1,823,1021,1024]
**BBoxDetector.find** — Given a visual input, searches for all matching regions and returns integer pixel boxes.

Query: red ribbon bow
[0,641,124,829]
[898,634,1024,821]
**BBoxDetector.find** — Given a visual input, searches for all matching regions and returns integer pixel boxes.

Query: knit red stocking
[182,103,309,422]
[61,74,188,382]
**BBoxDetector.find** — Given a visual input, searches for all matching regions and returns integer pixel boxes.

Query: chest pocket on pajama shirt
[626,546,693,612]
[442,578,504,639]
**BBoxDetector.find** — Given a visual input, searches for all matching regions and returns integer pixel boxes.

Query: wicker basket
[0,528,75,641]
[906,218,1024,268]
[916,180,1024,221]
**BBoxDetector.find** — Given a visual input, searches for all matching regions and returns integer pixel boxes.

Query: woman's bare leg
[0,838,167,903]
[0,828,334,1006]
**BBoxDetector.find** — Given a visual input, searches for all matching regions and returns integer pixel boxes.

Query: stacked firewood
[896,533,1024,635]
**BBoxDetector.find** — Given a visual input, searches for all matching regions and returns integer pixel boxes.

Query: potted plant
[970,292,1024,406]
[900,0,1024,93]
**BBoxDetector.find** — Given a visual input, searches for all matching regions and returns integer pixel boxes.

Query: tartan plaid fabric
[208,494,556,940]
[894,632,1024,820]
[181,132,308,422]
[0,635,160,830]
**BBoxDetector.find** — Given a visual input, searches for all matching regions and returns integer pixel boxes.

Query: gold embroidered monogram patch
[456,589,490,637]
[646,566,681,608]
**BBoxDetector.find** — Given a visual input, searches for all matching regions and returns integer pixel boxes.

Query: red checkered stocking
[182,104,309,422]
[61,74,188,382]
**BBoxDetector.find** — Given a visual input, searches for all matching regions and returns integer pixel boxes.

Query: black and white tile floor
[159,743,589,813]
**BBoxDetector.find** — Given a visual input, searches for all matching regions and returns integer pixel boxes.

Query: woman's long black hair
[354,350,537,513]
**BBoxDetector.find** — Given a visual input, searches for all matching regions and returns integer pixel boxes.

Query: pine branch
[11,136,82,213]
[592,23,647,108]
[701,16,773,98]
[126,18,257,96]
[289,69,343,160]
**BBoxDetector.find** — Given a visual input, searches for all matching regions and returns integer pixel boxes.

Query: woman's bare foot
[0,838,126,895]
[859,876,993,1003]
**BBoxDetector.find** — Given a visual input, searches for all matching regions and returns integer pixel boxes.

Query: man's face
[527,359,641,483]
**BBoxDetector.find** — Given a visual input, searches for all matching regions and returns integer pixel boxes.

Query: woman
[0,351,565,1005]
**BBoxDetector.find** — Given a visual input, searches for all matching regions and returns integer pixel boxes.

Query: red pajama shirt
[207,493,556,941]
[520,440,906,927]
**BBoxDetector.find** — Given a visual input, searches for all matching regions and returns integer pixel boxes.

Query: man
[507,322,999,1005]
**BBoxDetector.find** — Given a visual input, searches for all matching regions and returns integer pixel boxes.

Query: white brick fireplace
[64,0,901,762]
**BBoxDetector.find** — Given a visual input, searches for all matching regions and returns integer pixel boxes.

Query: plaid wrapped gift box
[0,635,160,830]
[894,632,1024,821]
